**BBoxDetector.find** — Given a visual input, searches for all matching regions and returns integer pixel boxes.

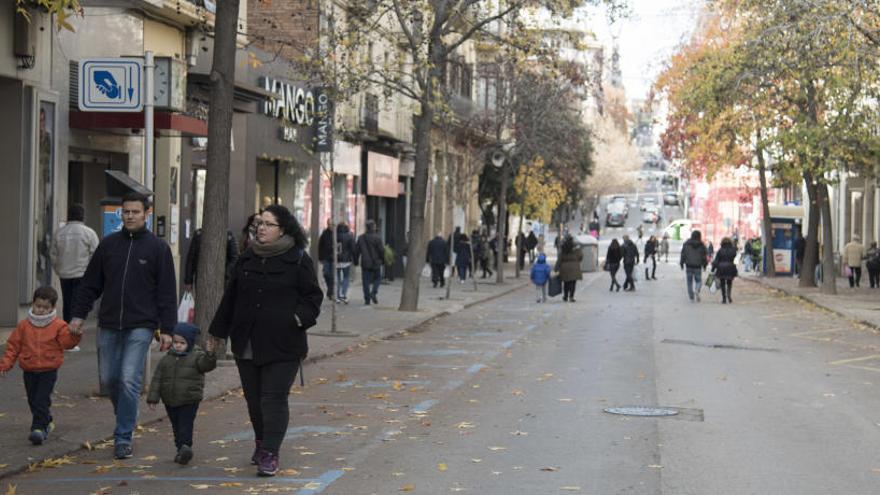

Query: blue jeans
[361,268,381,303]
[336,266,351,299]
[97,327,154,446]
[686,268,702,300]
[322,262,334,296]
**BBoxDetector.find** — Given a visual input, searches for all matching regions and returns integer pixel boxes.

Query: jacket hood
[173,322,200,352]
[537,253,547,264]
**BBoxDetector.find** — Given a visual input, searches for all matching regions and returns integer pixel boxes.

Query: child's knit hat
[173,322,200,352]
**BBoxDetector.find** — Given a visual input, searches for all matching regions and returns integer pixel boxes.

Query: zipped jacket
[0,318,81,372]
[147,346,217,407]
[72,228,178,334]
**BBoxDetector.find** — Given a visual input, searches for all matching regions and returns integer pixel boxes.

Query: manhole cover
[603,406,679,417]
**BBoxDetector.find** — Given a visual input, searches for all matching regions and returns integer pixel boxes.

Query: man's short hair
[68,204,85,222]
[33,286,58,306]
[122,191,151,211]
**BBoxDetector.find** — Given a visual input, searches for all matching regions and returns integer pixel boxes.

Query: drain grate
[603,406,679,417]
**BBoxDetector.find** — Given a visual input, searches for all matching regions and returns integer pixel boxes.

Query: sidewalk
[0,266,529,480]
[741,273,880,329]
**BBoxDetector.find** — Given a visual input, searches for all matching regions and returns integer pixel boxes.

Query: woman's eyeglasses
[253,221,280,229]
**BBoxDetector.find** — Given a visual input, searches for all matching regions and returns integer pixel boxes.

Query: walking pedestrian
[844,235,865,288]
[146,322,217,465]
[335,222,356,303]
[794,233,806,278]
[239,213,258,254]
[50,204,99,325]
[711,237,739,304]
[530,253,552,303]
[742,238,753,272]
[354,220,385,305]
[660,233,670,263]
[644,235,658,280]
[680,230,708,302]
[0,287,81,445]
[427,232,449,288]
[749,237,762,274]
[866,242,880,289]
[183,228,239,293]
[622,235,639,292]
[707,241,715,261]
[69,192,177,460]
[554,236,583,302]
[455,234,472,283]
[526,231,538,264]
[605,239,623,292]
[207,204,323,477]
[317,219,336,300]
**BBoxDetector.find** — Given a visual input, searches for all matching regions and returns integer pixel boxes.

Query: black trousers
[563,280,577,300]
[480,257,493,277]
[849,267,862,288]
[719,279,734,301]
[236,359,300,454]
[24,370,57,431]
[431,263,446,287]
[165,402,200,449]
[609,264,621,290]
[623,262,635,290]
[59,277,82,323]
[869,267,880,288]
[644,255,656,279]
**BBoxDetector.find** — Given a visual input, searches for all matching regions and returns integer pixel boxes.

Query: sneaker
[251,440,264,465]
[257,451,279,477]
[176,445,193,465]
[29,429,45,445]
[114,443,133,460]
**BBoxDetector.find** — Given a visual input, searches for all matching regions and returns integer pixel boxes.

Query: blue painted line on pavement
[20,475,321,484]
[405,349,475,357]
[296,469,345,495]
[466,363,486,374]
[224,425,341,442]
[411,399,438,414]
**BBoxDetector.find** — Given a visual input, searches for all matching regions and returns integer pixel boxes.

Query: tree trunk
[756,138,776,276]
[819,182,837,295]
[309,159,322,263]
[195,0,240,346]
[400,47,443,310]
[496,161,508,284]
[800,171,819,287]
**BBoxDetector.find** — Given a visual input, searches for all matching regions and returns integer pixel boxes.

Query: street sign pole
[144,51,155,190]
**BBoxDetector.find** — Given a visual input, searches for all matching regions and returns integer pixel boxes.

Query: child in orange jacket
[0,287,81,445]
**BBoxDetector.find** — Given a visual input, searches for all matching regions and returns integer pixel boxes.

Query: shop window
[256,159,308,223]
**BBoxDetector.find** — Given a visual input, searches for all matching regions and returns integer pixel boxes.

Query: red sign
[367,152,399,198]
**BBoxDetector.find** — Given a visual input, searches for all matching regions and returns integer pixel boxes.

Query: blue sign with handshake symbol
[78,58,143,112]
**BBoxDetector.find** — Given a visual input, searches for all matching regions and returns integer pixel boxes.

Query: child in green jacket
[147,322,216,464]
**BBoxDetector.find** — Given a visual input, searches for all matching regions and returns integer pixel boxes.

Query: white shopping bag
[178,291,195,323]
[422,264,432,278]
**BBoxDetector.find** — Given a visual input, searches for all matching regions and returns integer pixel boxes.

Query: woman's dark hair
[68,204,85,222]
[561,235,574,254]
[460,234,469,242]
[721,237,733,247]
[242,213,258,237]
[33,286,58,306]
[690,229,702,241]
[609,238,620,250]
[262,204,308,247]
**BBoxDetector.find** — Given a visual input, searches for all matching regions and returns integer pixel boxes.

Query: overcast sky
[584,0,703,101]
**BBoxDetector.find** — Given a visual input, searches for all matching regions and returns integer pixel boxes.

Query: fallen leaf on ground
[648,465,663,469]
[471,459,482,463]
[0,465,7,469]
[488,446,506,451]
[219,482,243,487]
[277,468,300,476]
[511,389,524,396]
[560,487,581,491]
[510,430,528,436]
[4,484,16,495]
[539,467,559,472]
[214,456,230,461]
[392,381,404,391]
[456,422,475,429]
[82,441,92,451]
[141,455,157,461]
[400,484,415,492]
[438,463,447,472]
[223,467,243,473]
[300,452,317,456]
[190,484,212,489]
[557,398,573,402]
[371,393,389,400]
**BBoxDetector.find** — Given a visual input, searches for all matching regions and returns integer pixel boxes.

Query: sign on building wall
[78,58,143,112]
[261,77,315,125]
[312,87,334,152]
[367,152,400,198]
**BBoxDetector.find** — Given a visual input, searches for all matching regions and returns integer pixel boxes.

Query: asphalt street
[6,260,880,494]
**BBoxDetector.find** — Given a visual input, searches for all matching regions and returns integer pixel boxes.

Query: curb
[0,279,530,481]
[741,276,880,333]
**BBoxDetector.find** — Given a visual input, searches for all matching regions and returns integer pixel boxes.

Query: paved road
[6,264,880,494]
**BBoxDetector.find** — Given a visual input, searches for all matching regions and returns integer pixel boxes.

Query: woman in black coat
[208,204,323,476]
[605,238,623,292]
[711,237,739,304]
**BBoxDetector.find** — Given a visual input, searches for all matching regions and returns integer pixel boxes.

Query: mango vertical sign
[312,87,333,152]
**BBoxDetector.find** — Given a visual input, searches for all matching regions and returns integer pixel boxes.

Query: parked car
[640,197,657,211]
[606,211,626,227]
[663,192,679,206]
[642,206,660,224]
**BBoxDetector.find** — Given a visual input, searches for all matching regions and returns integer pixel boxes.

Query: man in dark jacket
[183,228,238,293]
[622,235,640,291]
[526,231,538,263]
[427,232,449,288]
[355,220,385,305]
[680,229,709,302]
[335,222,356,303]
[794,233,806,278]
[317,219,336,299]
[644,235,658,280]
[69,192,177,460]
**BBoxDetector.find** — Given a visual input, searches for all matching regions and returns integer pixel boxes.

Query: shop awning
[69,110,208,137]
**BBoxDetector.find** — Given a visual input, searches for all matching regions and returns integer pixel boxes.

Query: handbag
[548,275,562,297]
[705,272,716,291]
[845,265,852,278]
